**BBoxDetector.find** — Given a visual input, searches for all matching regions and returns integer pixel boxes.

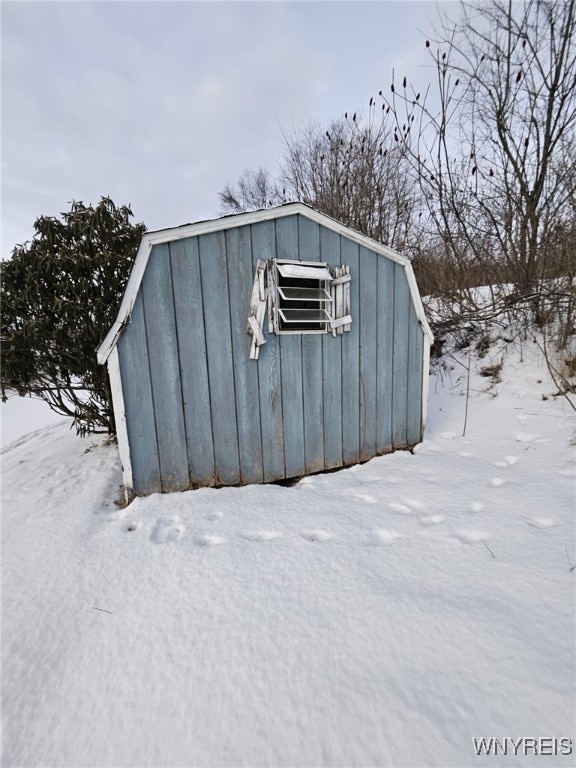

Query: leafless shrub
[220,114,422,254]
[381,0,576,336]
[479,362,503,382]
[219,167,284,214]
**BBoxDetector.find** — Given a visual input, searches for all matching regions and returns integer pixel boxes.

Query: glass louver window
[276,262,333,332]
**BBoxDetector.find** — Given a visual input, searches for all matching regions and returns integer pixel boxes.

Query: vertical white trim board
[108,346,133,498]
[421,335,431,430]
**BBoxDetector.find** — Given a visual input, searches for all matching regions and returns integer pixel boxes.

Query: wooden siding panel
[376,257,395,453]
[359,247,378,462]
[392,263,410,448]
[407,302,424,445]
[298,216,324,474]
[117,292,161,495]
[341,238,360,465]
[198,231,241,486]
[301,333,324,473]
[275,214,299,261]
[140,244,189,492]
[320,226,343,469]
[226,226,264,484]
[279,336,305,478]
[169,237,215,487]
[276,216,305,478]
[251,220,285,482]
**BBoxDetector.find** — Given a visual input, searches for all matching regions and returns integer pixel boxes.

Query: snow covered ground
[1,393,66,448]
[2,336,575,768]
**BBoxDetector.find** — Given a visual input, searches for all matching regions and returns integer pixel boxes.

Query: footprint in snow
[242,530,283,542]
[151,517,183,544]
[125,522,139,533]
[388,502,412,514]
[389,498,425,514]
[453,530,489,544]
[350,491,378,504]
[514,432,549,444]
[420,514,445,526]
[299,530,333,543]
[370,529,403,545]
[493,455,520,467]
[195,534,226,547]
[404,498,426,511]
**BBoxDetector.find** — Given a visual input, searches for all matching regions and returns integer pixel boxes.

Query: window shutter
[267,259,278,333]
[247,259,268,359]
[329,265,352,335]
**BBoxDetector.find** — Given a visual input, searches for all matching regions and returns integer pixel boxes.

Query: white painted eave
[97,202,433,364]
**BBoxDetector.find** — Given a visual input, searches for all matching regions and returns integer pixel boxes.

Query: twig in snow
[481,538,496,559]
[518,514,547,528]
[92,606,113,615]
[565,544,576,573]
[446,353,469,370]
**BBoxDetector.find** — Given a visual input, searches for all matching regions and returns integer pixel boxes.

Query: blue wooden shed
[97,203,433,499]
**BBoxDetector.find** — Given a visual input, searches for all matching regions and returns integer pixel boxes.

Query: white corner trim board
[421,334,431,429]
[97,202,433,364]
[107,346,133,497]
[403,263,433,430]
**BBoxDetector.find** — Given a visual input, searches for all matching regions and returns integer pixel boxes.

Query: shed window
[276,261,333,333]
[248,259,352,359]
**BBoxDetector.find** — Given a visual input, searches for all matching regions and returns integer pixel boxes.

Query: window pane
[278,308,331,323]
[277,286,332,302]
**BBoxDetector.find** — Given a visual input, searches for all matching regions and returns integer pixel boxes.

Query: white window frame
[270,259,334,335]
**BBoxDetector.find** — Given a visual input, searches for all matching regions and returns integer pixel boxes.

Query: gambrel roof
[97,202,433,364]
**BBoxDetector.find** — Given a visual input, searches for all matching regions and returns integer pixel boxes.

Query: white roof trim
[404,263,434,344]
[97,202,432,363]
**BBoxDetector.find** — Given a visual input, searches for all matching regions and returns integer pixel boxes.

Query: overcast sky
[2,1,455,256]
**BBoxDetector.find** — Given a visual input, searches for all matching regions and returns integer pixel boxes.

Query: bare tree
[219,114,421,253]
[219,167,284,214]
[382,0,576,298]
[283,114,420,251]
